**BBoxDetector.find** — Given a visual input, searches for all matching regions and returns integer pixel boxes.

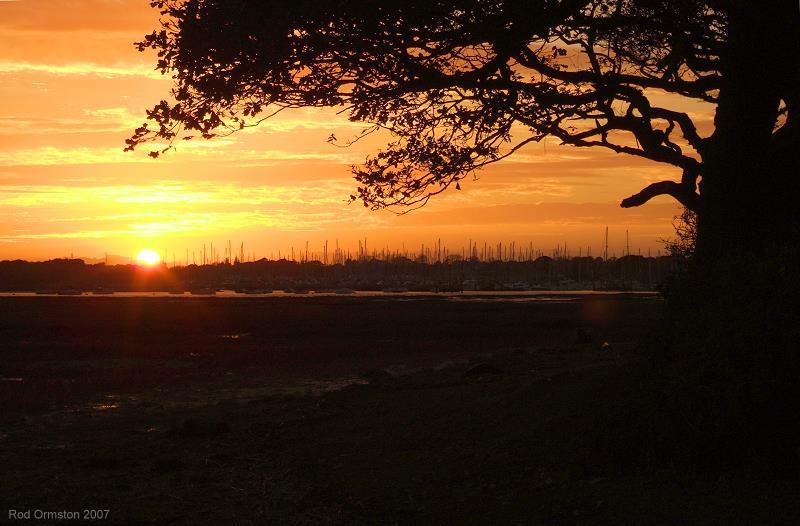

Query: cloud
[0,107,144,136]
[0,177,373,243]
[0,61,162,79]
[391,202,681,229]
[0,180,353,207]
[0,144,361,167]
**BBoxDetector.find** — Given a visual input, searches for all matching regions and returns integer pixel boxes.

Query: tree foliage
[126,0,797,237]
[663,208,697,259]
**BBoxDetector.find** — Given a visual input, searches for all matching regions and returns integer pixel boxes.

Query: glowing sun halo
[136,249,161,266]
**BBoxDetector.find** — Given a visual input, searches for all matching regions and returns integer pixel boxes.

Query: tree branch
[621,180,700,211]
[517,46,720,101]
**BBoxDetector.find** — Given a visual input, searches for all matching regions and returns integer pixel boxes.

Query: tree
[126,0,799,259]
[662,207,697,259]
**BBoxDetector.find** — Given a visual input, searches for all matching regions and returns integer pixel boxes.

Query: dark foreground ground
[1,296,797,524]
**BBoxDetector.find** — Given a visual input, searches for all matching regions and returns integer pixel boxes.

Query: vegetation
[662,208,696,260]
[127,0,798,260]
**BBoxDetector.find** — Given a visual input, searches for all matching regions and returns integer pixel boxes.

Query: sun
[136,249,161,266]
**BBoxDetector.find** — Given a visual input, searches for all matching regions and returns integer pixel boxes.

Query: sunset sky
[0,0,709,262]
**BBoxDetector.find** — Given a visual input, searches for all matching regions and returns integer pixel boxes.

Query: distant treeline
[0,255,684,292]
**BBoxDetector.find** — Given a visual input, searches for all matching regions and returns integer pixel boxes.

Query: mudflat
[3,296,795,524]
[0,294,656,415]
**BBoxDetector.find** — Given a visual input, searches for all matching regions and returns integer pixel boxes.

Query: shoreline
[0,289,661,298]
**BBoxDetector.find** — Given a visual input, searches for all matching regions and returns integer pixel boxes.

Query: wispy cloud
[0,107,143,135]
[0,61,162,79]
[0,178,374,242]
[0,142,362,166]
[0,180,353,208]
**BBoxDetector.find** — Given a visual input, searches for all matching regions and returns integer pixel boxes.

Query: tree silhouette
[127,0,799,258]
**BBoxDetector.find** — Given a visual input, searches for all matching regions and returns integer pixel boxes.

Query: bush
[646,249,800,473]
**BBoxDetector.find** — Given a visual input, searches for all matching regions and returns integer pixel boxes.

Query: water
[0,290,658,301]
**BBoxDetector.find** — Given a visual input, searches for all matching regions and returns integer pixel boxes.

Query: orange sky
[0,0,712,262]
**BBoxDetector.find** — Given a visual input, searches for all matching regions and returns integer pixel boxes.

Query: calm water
[0,290,658,301]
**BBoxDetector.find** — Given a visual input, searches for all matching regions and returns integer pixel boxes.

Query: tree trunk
[696,2,799,259]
